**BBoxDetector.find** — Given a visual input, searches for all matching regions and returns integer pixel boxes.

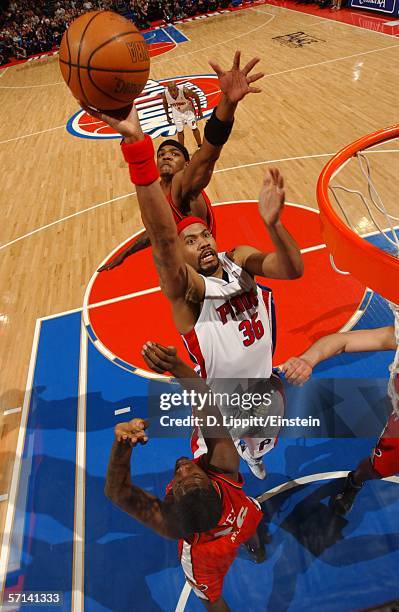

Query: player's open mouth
[200,250,215,264]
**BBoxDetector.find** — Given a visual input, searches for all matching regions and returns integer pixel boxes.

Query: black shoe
[331,472,362,516]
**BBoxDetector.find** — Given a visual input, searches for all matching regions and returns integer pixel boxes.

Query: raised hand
[259,168,285,226]
[209,50,264,104]
[279,356,313,385]
[80,101,144,141]
[115,418,149,446]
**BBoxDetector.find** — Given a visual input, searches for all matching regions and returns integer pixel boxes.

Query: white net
[326,136,399,415]
[328,137,399,260]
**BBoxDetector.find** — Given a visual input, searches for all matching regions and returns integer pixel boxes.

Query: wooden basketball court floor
[1,2,399,609]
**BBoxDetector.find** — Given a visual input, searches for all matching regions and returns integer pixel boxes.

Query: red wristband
[120,134,159,186]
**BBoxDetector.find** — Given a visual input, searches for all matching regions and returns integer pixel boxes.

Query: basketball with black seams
[59,10,150,111]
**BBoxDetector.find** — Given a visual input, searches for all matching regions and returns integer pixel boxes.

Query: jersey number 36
[238,312,265,347]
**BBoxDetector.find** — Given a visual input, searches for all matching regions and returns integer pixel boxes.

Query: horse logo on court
[66,75,220,140]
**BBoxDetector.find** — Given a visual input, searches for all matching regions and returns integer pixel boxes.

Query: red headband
[176,216,209,235]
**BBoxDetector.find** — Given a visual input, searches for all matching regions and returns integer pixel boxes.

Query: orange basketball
[59,11,150,110]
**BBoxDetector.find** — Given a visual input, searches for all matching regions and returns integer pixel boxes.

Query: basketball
[59,11,150,111]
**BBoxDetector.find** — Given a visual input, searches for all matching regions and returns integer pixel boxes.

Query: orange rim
[317,124,399,304]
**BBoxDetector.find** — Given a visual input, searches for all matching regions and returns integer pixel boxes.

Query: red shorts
[178,537,239,603]
[371,411,399,478]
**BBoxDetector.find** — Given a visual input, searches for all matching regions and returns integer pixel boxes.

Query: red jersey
[165,461,262,547]
[166,189,216,237]
[166,460,262,602]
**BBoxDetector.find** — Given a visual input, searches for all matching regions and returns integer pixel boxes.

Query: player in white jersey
[92,52,303,477]
[162,81,203,148]
[179,243,285,474]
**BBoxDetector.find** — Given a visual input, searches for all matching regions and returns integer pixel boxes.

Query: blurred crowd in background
[0,0,246,66]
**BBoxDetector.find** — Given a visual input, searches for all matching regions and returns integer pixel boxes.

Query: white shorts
[172,109,197,132]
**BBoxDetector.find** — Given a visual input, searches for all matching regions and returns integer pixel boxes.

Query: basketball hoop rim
[316,123,399,304]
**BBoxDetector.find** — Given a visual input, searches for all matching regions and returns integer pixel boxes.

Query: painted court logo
[66,75,221,140]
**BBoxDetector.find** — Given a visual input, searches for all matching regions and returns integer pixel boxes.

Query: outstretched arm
[105,418,180,538]
[98,230,151,271]
[142,342,240,475]
[232,168,304,280]
[280,326,396,385]
[81,103,204,309]
[178,51,264,202]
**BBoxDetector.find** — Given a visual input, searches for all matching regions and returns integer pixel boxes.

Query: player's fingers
[246,71,264,84]
[142,345,171,373]
[144,341,174,365]
[80,101,101,119]
[142,350,166,374]
[242,57,260,76]
[268,167,278,183]
[247,86,262,94]
[263,168,272,183]
[151,342,177,363]
[232,49,241,69]
[209,60,223,76]
[163,344,178,357]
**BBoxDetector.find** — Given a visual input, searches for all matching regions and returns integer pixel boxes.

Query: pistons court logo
[66,75,221,140]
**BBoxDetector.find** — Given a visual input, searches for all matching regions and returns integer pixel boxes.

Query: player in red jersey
[280,325,398,515]
[105,341,266,611]
[96,51,262,270]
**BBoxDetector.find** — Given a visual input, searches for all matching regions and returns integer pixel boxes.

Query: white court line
[72,320,88,612]
[161,26,177,45]
[0,11,277,90]
[33,217,398,324]
[267,2,399,40]
[1,146,398,253]
[175,582,192,612]
[0,87,224,145]
[0,67,9,79]
[265,41,399,79]
[256,470,399,503]
[0,191,136,252]
[0,124,64,146]
[84,242,323,316]
[3,407,22,417]
[0,153,332,251]
[0,81,62,89]
[175,468,399,610]
[0,495,8,503]
[114,407,131,416]
[153,12,277,64]
[88,285,161,311]
[0,318,41,596]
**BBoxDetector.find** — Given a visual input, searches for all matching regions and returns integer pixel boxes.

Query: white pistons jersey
[165,84,193,115]
[182,253,275,382]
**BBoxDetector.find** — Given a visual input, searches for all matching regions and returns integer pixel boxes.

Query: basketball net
[323,135,399,416]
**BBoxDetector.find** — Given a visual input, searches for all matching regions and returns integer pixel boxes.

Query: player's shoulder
[225,245,258,266]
